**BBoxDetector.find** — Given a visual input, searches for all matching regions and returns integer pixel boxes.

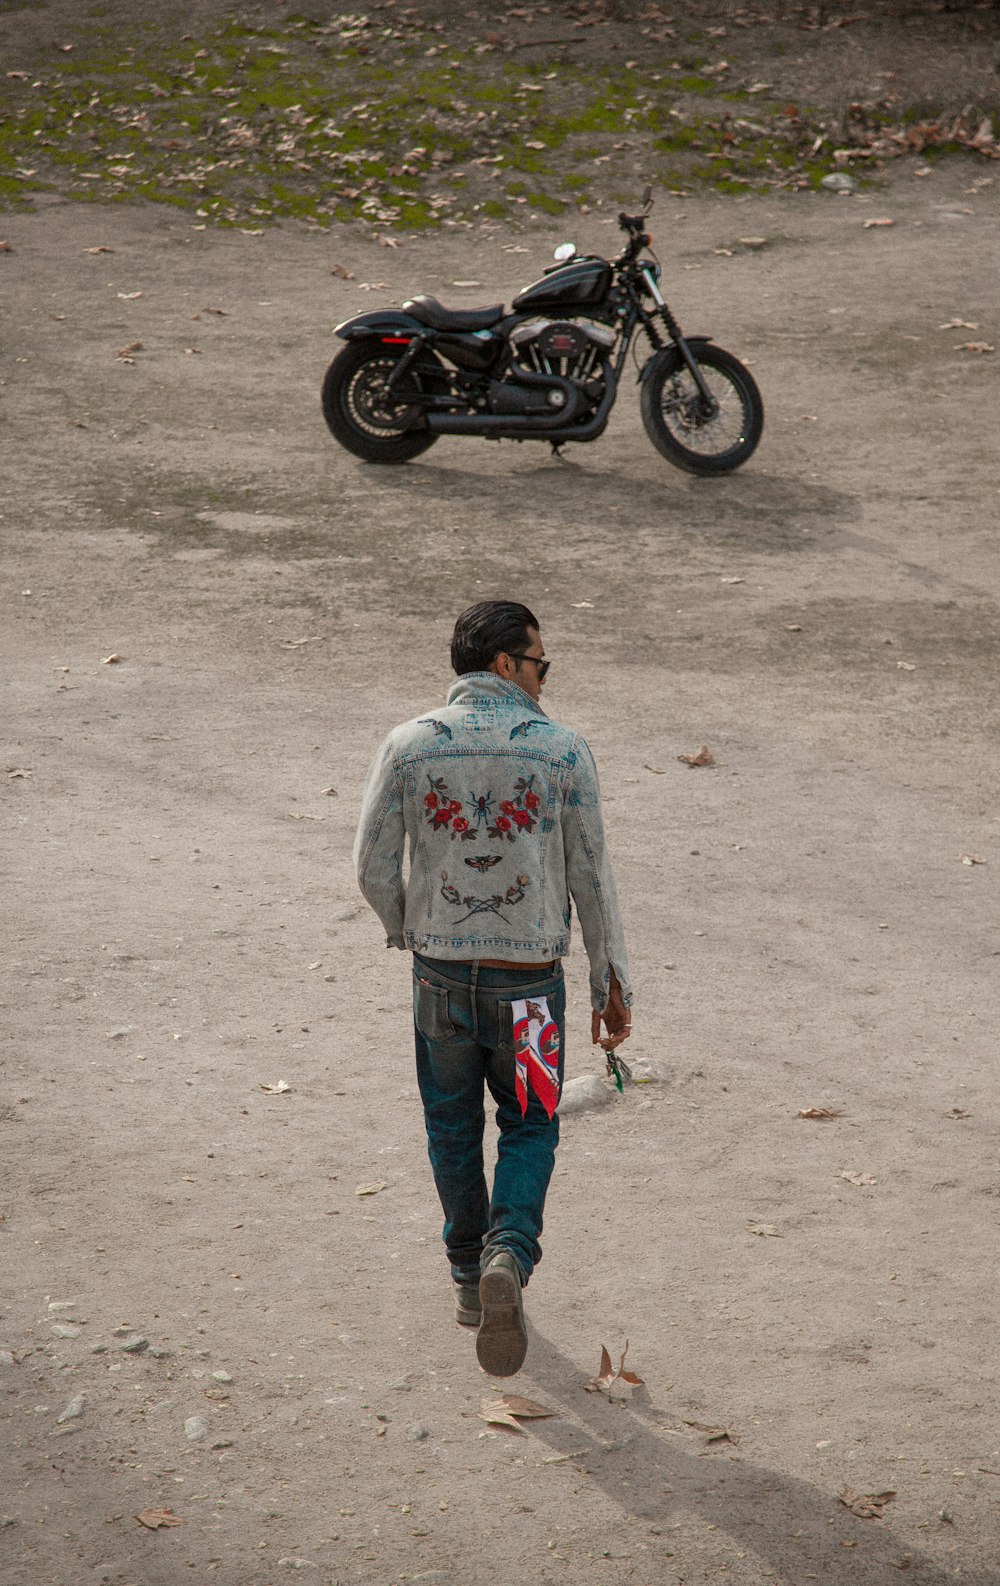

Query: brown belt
[456,959,556,970]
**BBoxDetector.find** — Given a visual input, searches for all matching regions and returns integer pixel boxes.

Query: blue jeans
[412,954,566,1287]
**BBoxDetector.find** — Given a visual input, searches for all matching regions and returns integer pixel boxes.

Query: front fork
[637,271,718,412]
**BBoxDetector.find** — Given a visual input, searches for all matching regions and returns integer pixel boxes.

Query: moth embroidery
[464,854,502,874]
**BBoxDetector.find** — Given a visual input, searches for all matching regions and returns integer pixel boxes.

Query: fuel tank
[512,256,612,313]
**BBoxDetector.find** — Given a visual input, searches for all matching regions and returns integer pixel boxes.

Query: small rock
[0,1350,15,1367]
[51,1324,81,1340]
[278,1561,316,1570]
[47,1300,78,1314]
[150,1347,173,1359]
[405,1422,430,1441]
[184,1415,208,1441]
[112,1327,132,1338]
[211,1439,234,1450]
[211,1370,233,1383]
[629,1058,667,1085]
[56,1393,86,1424]
[820,172,857,193]
[120,1336,149,1353]
[90,1344,108,1355]
[390,1377,413,1391]
[559,1074,613,1115]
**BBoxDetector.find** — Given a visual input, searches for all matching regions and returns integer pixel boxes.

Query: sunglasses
[512,653,550,681]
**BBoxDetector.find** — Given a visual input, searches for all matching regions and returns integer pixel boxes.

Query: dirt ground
[4,85,1000,1586]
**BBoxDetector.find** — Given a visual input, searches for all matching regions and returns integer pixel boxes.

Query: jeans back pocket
[413,977,457,1041]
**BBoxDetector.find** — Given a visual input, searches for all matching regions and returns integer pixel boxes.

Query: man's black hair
[451,601,539,676]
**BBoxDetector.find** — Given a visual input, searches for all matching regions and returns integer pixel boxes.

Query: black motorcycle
[321,190,763,475]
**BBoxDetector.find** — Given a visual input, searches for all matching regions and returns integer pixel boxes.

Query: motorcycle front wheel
[321,341,438,463]
[640,343,763,475]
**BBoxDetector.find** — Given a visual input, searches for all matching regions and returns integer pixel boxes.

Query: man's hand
[591,968,632,1051]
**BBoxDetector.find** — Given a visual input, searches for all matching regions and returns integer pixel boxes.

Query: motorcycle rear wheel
[640,343,763,475]
[321,341,438,464]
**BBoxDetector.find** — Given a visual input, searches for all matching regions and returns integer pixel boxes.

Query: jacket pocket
[413,978,457,1042]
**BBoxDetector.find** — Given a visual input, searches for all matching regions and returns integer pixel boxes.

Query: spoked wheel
[321,341,439,463]
[640,343,763,475]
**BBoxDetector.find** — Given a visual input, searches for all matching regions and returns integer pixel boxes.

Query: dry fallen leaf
[116,342,143,360]
[840,1487,895,1518]
[677,746,715,768]
[643,763,667,775]
[136,1508,184,1529]
[259,1080,291,1095]
[937,318,978,330]
[896,661,916,671]
[799,1107,844,1121]
[497,1394,553,1419]
[863,218,894,228]
[946,1107,971,1119]
[355,1180,388,1196]
[960,854,986,866]
[684,1419,738,1446]
[7,767,32,779]
[747,1221,781,1237]
[585,1341,644,1399]
[101,653,124,664]
[83,244,114,253]
[955,341,995,353]
[479,1394,553,1431]
[840,1170,877,1187]
[0,241,12,253]
[330,265,356,279]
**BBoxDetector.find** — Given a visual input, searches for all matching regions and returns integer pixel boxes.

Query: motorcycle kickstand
[549,441,568,460]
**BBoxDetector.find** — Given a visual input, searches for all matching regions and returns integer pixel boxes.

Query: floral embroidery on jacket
[424,773,541,844]
[440,870,530,924]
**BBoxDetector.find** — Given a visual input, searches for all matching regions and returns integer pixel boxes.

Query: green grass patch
[1,11,990,228]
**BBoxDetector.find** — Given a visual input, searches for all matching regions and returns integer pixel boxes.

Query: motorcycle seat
[403,295,505,332]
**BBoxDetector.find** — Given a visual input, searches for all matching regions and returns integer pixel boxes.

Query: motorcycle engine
[509,317,615,384]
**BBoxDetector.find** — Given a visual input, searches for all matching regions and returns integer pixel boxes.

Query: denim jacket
[354,673,631,1012]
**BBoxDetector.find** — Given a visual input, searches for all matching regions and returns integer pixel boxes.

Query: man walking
[354,600,632,1376]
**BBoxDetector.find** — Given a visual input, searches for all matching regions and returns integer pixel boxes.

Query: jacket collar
[446,671,546,717]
